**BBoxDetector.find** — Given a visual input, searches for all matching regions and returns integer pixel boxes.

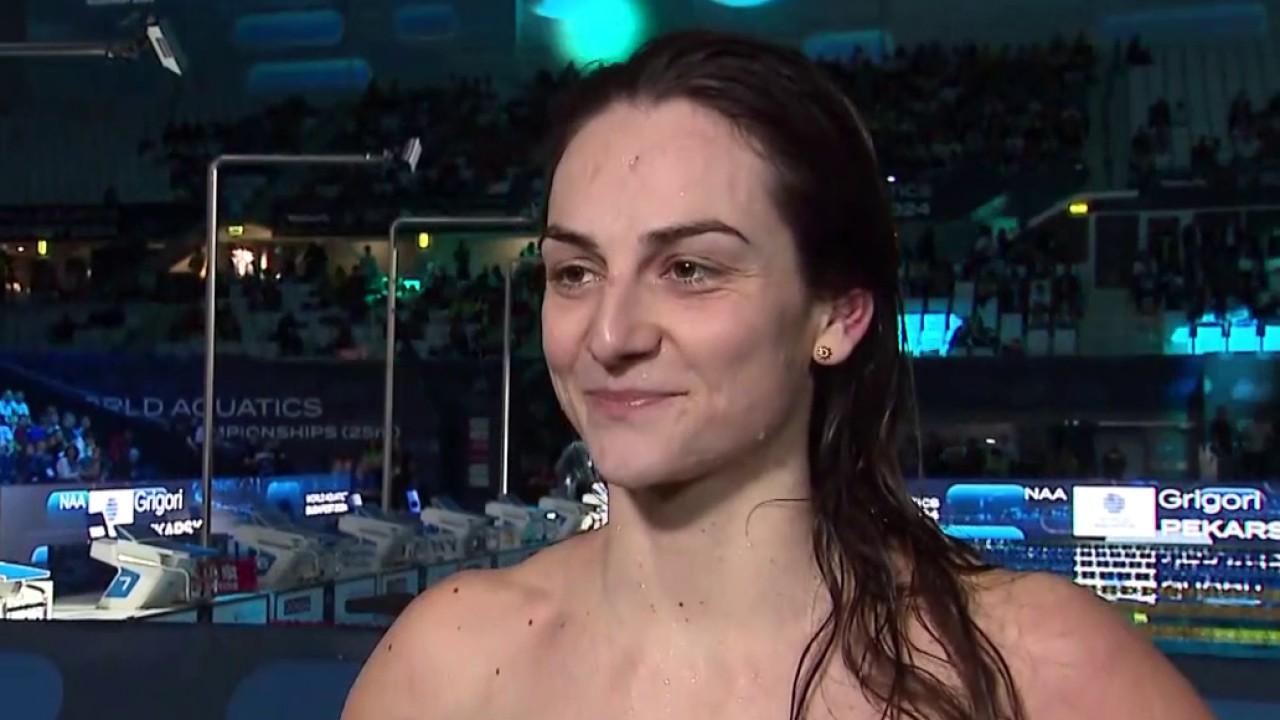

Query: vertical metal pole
[500,260,514,497]
[377,217,532,507]
[199,152,396,534]
[381,221,401,510]
[200,161,220,548]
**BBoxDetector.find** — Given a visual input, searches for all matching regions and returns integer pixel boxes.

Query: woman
[55,443,81,482]
[79,435,102,481]
[344,32,1210,720]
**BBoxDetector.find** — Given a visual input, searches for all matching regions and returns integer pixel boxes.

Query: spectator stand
[908,187,1280,360]
[0,352,253,485]
[821,37,1094,193]
[27,37,1280,364]
[0,376,130,486]
[3,37,1105,362]
[904,203,1091,360]
[1122,35,1280,192]
[1073,191,1280,355]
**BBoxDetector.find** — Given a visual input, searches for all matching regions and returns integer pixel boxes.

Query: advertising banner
[0,473,352,564]
[274,585,328,625]
[0,352,502,478]
[907,478,1280,547]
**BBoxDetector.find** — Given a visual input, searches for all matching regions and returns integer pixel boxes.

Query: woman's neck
[592,449,827,646]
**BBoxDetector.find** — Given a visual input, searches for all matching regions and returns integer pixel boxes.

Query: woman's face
[542,99,859,489]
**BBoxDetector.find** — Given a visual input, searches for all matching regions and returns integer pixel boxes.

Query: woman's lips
[584,390,684,417]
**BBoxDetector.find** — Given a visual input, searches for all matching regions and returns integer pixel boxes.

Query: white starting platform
[486,498,556,548]
[420,506,497,562]
[218,510,379,591]
[90,536,219,612]
[51,594,180,621]
[0,561,54,620]
[338,507,434,569]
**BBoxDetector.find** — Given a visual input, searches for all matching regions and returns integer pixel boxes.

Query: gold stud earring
[815,345,833,362]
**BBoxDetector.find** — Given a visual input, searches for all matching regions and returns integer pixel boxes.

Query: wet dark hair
[540,30,1023,720]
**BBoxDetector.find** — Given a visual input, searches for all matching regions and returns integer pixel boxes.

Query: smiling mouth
[584,390,684,414]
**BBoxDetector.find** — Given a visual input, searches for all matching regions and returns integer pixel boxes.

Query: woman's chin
[590,445,723,495]
[590,449,688,491]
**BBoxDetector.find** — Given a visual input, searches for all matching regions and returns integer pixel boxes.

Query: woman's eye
[549,264,597,290]
[665,260,715,286]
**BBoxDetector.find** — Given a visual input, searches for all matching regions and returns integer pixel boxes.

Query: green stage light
[554,0,648,65]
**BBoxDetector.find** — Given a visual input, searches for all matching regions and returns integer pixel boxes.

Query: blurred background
[0,0,1277,718]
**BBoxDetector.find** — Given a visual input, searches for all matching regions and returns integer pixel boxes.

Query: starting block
[0,561,54,620]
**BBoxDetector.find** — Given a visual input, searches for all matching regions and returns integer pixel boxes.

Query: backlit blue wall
[232,11,346,50]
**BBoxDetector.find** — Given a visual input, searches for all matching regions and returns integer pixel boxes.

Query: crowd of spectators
[143,69,576,224]
[1129,217,1280,322]
[0,389,141,485]
[137,38,1093,234]
[155,237,544,360]
[1131,90,1280,188]
[1222,90,1280,179]
[18,31,1280,364]
[1,35,1100,357]
[823,35,1093,179]
[45,219,1096,359]
[0,36,1105,359]
[903,225,1085,356]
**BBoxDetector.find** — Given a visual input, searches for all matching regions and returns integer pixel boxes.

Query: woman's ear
[812,290,874,365]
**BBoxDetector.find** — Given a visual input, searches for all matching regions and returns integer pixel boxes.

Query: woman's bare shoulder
[969,570,1213,720]
[341,539,587,720]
